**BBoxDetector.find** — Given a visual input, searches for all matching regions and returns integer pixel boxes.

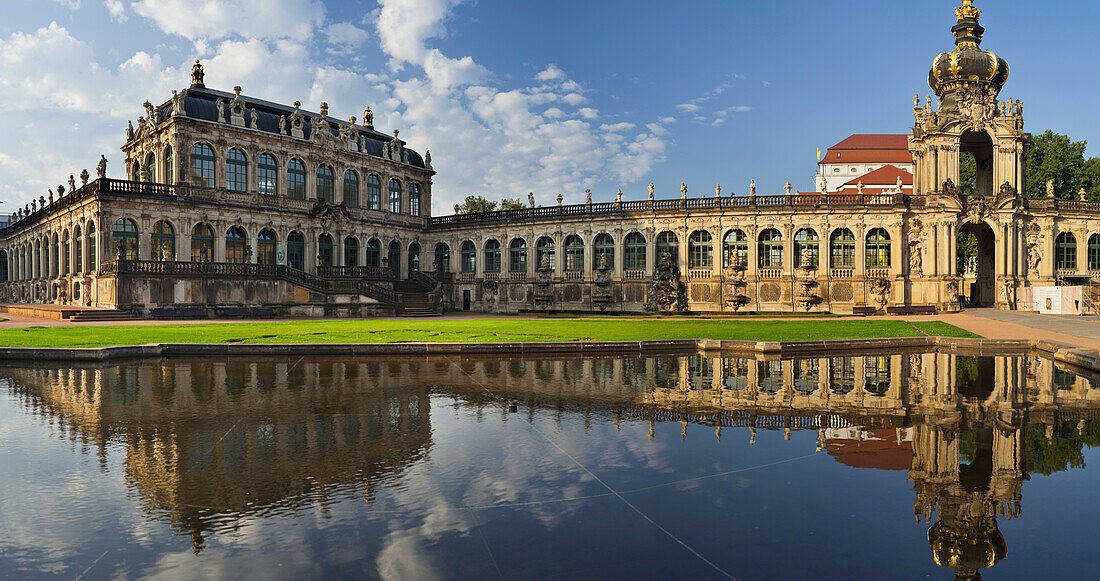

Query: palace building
[0,0,1097,317]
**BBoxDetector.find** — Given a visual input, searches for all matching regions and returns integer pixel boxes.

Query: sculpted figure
[680,182,688,199]
[279,115,287,135]
[425,150,432,168]
[251,108,259,128]
[97,156,108,179]
[215,98,225,123]
[1046,179,1054,198]
[69,176,76,193]
[896,175,903,191]
[144,101,156,126]
[857,180,864,195]
[191,60,204,85]
[586,188,593,204]
[126,120,134,141]
[648,182,655,201]
[363,106,374,128]
[530,192,536,207]
[749,180,756,196]
[913,94,920,108]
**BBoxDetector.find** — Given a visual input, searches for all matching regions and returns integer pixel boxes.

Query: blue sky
[1,0,1098,213]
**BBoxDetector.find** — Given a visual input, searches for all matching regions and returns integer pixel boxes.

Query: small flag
[816,148,822,161]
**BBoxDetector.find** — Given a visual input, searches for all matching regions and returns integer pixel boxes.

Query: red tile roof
[825,429,913,471]
[820,133,913,165]
[829,134,910,150]
[843,165,913,186]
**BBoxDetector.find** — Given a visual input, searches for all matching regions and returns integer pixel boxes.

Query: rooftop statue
[97,156,107,179]
[191,60,204,87]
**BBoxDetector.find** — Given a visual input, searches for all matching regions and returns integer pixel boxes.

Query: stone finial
[293,100,301,111]
[349,116,357,126]
[57,184,64,197]
[191,60,204,87]
[80,169,89,185]
[715,183,722,198]
[784,181,792,195]
[557,193,563,206]
[616,188,623,202]
[393,129,399,139]
[913,94,920,108]
[319,102,329,117]
[363,106,374,128]
[233,86,242,97]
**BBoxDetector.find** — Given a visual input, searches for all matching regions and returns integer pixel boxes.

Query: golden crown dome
[928,1,1009,98]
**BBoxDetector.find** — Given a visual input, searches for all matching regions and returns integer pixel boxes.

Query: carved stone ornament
[869,278,891,310]
[1025,222,1042,273]
[964,195,989,224]
[955,84,999,130]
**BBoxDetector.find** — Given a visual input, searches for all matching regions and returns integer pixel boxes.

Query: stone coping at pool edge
[1,337,1098,374]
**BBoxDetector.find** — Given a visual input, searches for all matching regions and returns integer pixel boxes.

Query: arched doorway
[408,242,421,275]
[957,222,996,307]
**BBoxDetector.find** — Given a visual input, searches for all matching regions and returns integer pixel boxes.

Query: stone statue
[191,60,204,86]
[1046,179,1054,198]
[279,115,287,135]
[909,244,923,277]
[363,106,374,128]
[1015,99,1022,115]
[425,150,432,168]
[913,94,920,108]
[586,188,593,204]
[943,178,958,196]
[144,101,156,126]
[800,245,812,269]
[857,180,864,195]
[126,120,134,141]
[715,183,722,198]
[680,182,688,199]
[1080,187,1088,202]
[784,181,792,195]
[215,98,225,123]
[818,175,828,193]
[48,190,54,204]
[30,200,36,212]
[749,180,756,196]
[529,192,536,207]
[616,188,623,202]
[80,169,89,186]
[97,156,108,179]
[57,184,64,197]
[648,182,655,201]
[68,175,76,193]
[926,94,932,109]
[250,107,259,128]
[556,193,563,206]
[454,204,460,214]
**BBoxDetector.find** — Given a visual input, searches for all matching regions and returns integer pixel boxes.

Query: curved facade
[0,1,1097,316]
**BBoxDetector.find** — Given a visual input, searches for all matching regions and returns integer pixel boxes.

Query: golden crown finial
[956,0,981,22]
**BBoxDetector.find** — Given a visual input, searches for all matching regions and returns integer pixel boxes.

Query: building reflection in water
[2,351,1099,578]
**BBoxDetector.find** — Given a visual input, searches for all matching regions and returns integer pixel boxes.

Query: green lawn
[0,319,979,348]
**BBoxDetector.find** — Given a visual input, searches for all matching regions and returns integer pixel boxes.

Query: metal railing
[317,265,395,280]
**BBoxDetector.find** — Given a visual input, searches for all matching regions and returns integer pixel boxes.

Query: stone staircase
[65,309,142,322]
[393,280,441,317]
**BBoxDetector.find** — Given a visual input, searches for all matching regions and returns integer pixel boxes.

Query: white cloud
[600,122,635,133]
[132,0,326,42]
[675,103,701,113]
[51,0,81,8]
[324,22,369,56]
[104,0,127,21]
[561,93,586,106]
[578,107,598,120]
[535,65,566,82]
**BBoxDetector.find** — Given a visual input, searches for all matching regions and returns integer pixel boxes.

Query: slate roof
[153,85,427,169]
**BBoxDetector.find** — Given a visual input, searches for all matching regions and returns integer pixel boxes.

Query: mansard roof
[843,164,913,186]
[153,86,427,170]
[820,134,913,166]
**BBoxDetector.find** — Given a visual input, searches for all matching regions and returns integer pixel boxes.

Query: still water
[1,352,1099,580]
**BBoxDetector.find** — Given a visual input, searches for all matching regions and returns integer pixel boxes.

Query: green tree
[960,151,976,197]
[500,197,527,210]
[455,195,498,214]
[957,230,977,274]
[1026,130,1090,199]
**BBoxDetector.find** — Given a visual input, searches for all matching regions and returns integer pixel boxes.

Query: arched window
[112,218,138,260]
[389,179,402,213]
[865,356,890,396]
[191,224,214,262]
[1056,232,1077,270]
[257,229,277,265]
[536,237,555,270]
[344,170,359,207]
[318,234,334,267]
[509,238,527,272]
[794,228,819,268]
[387,241,401,274]
[287,159,306,199]
[564,235,584,271]
[365,238,381,267]
[408,242,421,273]
[85,221,96,271]
[688,230,712,269]
[151,220,175,261]
[723,230,748,268]
[759,229,783,268]
[625,232,646,271]
[226,148,247,192]
[484,239,501,273]
[288,231,305,270]
[594,233,615,269]
[829,357,856,395]
[226,226,247,263]
[366,175,381,210]
[657,231,679,265]
[73,226,82,274]
[190,143,215,188]
[344,236,359,267]
[0,251,7,283]
[866,228,891,268]
[830,229,856,268]
[164,146,174,185]
[1089,234,1100,271]
[461,240,476,273]
[434,242,450,272]
[144,152,156,182]
[317,165,335,202]
[132,162,140,182]
[62,231,70,274]
[409,183,421,216]
[257,154,278,196]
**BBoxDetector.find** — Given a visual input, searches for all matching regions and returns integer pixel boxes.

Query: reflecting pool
[2,352,1100,580]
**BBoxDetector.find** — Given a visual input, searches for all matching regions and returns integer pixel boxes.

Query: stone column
[645,229,656,278]
[711,227,722,277]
